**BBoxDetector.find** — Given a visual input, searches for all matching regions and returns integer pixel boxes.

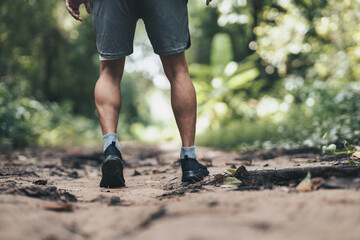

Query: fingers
[66,0,92,22]
[66,1,82,21]
[74,9,83,22]
[85,1,92,14]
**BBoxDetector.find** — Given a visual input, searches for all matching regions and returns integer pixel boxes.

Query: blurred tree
[0,0,153,150]
[190,0,360,150]
[0,0,97,115]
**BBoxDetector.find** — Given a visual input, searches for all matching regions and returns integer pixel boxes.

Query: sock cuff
[103,132,117,140]
[181,145,195,150]
[103,133,120,152]
[180,145,196,159]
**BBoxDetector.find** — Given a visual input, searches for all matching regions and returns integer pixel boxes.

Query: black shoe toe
[100,142,126,188]
[181,156,209,183]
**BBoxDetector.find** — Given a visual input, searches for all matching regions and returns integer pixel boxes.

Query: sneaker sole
[182,169,210,183]
[100,160,125,188]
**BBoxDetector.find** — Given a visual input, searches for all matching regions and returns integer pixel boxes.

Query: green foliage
[193,0,360,152]
[0,1,155,150]
[197,75,360,151]
[210,33,233,76]
[322,141,360,166]
[0,82,101,152]
[0,0,98,116]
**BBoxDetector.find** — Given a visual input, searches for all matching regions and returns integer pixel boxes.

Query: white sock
[103,133,121,153]
[180,146,196,159]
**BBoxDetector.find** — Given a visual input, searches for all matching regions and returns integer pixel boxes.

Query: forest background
[1,0,359,152]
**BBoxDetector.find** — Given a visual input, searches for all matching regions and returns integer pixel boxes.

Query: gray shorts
[92,0,191,60]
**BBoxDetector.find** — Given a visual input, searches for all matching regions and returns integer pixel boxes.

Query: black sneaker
[100,142,125,188]
[181,155,209,183]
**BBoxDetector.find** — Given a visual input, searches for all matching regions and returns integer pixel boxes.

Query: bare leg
[95,58,126,188]
[160,52,197,147]
[94,57,126,135]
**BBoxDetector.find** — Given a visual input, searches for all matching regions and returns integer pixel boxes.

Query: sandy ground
[1,141,360,240]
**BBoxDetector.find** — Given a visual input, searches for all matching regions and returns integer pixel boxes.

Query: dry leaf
[221,177,242,187]
[214,174,227,182]
[296,183,312,192]
[352,151,360,159]
[296,172,312,192]
[226,168,236,174]
[43,201,73,212]
[311,177,325,190]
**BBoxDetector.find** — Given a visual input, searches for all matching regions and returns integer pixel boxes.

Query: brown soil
[1,142,360,240]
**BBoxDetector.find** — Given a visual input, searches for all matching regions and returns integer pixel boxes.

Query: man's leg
[95,57,125,152]
[95,57,125,136]
[160,52,209,183]
[160,52,196,148]
[95,57,126,188]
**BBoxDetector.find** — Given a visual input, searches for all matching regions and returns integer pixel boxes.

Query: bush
[0,82,101,152]
[197,80,360,152]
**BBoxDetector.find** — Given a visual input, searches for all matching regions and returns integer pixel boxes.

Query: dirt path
[1,142,360,240]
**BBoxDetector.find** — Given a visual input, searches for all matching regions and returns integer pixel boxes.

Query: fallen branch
[235,165,360,187]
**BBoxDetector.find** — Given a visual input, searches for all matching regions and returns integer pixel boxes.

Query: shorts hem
[99,51,133,61]
[155,43,191,56]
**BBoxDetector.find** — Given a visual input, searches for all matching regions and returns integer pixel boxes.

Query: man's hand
[206,0,213,6]
[65,0,91,22]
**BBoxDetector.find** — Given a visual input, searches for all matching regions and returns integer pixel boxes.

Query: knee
[99,58,125,82]
[164,66,189,82]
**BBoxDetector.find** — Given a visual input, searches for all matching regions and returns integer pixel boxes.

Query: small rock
[33,180,47,185]
[132,170,141,176]
[90,195,108,203]
[50,171,62,177]
[108,197,122,206]
[153,169,166,174]
[206,201,218,207]
[68,171,79,178]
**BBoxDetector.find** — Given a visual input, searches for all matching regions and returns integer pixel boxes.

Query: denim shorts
[92,0,191,60]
